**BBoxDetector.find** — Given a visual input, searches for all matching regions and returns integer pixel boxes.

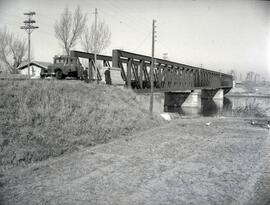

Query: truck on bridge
[40,55,86,80]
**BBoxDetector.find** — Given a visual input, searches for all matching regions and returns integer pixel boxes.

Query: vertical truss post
[112,49,119,68]
[127,58,132,88]
[139,61,143,88]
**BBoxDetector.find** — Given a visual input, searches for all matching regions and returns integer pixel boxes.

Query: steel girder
[70,49,233,92]
[112,49,233,92]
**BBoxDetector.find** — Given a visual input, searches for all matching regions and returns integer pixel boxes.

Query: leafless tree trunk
[0,28,27,73]
[229,69,237,81]
[81,20,111,54]
[54,6,87,56]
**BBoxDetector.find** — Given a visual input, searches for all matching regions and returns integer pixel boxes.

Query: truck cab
[40,55,84,79]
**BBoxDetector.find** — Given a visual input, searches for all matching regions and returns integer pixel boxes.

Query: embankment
[0,80,161,168]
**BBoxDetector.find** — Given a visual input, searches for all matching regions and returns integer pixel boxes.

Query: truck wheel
[56,70,63,80]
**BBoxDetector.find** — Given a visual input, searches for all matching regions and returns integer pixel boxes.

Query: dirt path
[1,117,270,205]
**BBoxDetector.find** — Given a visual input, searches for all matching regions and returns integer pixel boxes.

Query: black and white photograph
[0,0,270,204]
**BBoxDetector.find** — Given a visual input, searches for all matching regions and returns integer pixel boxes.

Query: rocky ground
[1,117,269,205]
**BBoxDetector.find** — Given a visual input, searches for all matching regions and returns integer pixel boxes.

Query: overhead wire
[1,1,170,59]
[1,13,55,39]
[90,0,150,32]
[92,0,172,57]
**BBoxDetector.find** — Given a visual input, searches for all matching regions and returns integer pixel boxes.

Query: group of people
[82,67,112,85]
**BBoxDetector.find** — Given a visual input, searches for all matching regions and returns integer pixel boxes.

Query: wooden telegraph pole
[20,11,38,79]
[94,8,98,84]
[150,19,157,114]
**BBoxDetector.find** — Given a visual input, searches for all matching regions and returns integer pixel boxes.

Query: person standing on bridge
[104,67,112,85]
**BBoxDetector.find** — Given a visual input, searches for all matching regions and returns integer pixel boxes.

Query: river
[137,93,270,117]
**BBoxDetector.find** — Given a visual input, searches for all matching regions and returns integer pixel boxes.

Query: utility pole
[163,53,168,60]
[20,11,38,79]
[94,8,98,84]
[255,74,260,83]
[150,19,157,115]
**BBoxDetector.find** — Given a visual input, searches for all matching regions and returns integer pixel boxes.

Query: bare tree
[81,20,111,54]
[246,71,254,81]
[0,28,27,73]
[54,6,87,55]
[229,69,237,81]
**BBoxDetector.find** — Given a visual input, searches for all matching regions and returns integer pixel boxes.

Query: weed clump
[233,103,269,118]
[0,80,161,168]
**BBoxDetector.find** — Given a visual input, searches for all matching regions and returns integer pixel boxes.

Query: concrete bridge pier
[213,98,224,110]
[164,89,227,113]
[164,90,201,112]
[201,89,224,99]
[182,90,201,107]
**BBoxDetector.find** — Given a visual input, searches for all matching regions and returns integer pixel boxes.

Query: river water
[137,94,270,118]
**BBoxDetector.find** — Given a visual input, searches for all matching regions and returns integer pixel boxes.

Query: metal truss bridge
[70,50,233,94]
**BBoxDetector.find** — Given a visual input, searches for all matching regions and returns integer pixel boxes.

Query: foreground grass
[0,80,161,168]
[1,118,270,205]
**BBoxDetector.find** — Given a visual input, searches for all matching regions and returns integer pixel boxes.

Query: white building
[17,61,51,79]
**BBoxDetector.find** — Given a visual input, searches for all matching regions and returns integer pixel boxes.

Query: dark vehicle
[40,55,85,80]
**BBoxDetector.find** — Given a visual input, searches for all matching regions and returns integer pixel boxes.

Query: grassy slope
[0,80,161,167]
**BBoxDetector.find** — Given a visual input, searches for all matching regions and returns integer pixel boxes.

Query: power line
[97,9,153,54]
[101,0,150,29]
[0,9,22,19]
[134,32,151,52]
[96,1,150,34]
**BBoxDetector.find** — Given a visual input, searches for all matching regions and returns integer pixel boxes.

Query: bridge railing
[112,49,233,92]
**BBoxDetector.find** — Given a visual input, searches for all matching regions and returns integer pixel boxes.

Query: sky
[0,0,269,80]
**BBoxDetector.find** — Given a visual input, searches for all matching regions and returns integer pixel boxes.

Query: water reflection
[165,97,233,117]
[201,99,221,116]
[137,93,270,117]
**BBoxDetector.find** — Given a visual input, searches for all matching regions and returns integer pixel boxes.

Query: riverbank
[1,116,269,204]
[228,82,270,97]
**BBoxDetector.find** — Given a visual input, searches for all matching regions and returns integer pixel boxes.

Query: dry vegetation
[232,103,269,118]
[0,80,161,168]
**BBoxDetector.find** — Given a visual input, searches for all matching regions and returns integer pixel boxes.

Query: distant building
[17,61,51,79]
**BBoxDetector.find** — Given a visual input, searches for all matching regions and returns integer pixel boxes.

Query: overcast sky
[0,0,269,80]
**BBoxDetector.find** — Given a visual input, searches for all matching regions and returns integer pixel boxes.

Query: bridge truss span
[112,49,233,93]
[70,49,233,94]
